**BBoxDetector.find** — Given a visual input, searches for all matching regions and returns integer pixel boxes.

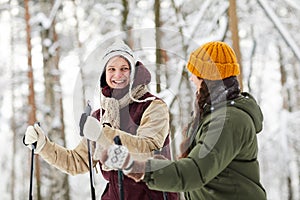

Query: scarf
[100,85,149,129]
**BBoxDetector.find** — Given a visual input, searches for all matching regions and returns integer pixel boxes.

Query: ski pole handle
[23,122,40,149]
[31,142,37,150]
[113,135,122,145]
[79,101,92,136]
[113,136,124,200]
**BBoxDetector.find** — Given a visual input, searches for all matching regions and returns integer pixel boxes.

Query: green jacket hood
[203,92,263,134]
[231,92,263,133]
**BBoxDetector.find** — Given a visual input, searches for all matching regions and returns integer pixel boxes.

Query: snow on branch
[283,0,300,10]
[46,0,62,29]
[29,0,62,29]
[187,0,211,39]
[257,0,300,61]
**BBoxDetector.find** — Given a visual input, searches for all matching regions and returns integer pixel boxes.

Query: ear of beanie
[186,41,240,80]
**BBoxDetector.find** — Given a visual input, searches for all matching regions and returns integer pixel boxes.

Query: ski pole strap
[23,135,37,148]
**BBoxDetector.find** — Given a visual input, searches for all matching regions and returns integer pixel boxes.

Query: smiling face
[105,56,131,89]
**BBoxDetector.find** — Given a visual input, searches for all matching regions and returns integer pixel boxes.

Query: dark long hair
[196,76,240,119]
[179,76,240,158]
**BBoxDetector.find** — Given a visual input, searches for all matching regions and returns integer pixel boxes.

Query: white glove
[83,116,103,141]
[104,144,134,173]
[24,123,46,153]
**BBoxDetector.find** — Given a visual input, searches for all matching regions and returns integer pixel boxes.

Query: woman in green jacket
[100,41,267,200]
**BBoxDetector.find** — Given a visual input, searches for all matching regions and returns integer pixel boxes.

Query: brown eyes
[121,67,130,72]
[107,67,130,72]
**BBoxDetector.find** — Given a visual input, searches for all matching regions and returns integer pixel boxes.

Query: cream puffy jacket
[39,100,169,175]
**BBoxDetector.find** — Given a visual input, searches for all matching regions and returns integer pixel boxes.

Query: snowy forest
[0,0,300,199]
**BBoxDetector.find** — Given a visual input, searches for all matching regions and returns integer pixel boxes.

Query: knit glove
[24,123,46,153]
[104,144,134,174]
[83,116,103,141]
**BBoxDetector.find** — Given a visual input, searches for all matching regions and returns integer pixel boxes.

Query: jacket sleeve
[39,138,91,175]
[144,109,246,192]
[98,100,170,160]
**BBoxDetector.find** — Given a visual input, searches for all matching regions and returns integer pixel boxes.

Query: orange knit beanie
[186,41,240,80]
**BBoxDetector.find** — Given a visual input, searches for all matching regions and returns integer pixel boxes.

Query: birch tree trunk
[279,45,294,200]
[154,0,162,93]
[73,0,87,109]
[10,50,17,200]
[121,0,131,45]
[121,0,134,50]
[9,2,16,199]
[228,0,243,90]
[39,0,70,199]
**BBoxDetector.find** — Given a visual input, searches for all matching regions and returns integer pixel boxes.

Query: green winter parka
[143,92,267,200]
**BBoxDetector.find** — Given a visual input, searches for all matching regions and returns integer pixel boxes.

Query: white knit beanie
[101,40,136,86]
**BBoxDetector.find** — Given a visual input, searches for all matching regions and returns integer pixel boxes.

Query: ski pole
[29,141,37,200]
[23,122,39,200]
[113,136,124,200]
[79,101,96,200]
[87,138,96,200]
[29,142,37,200]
